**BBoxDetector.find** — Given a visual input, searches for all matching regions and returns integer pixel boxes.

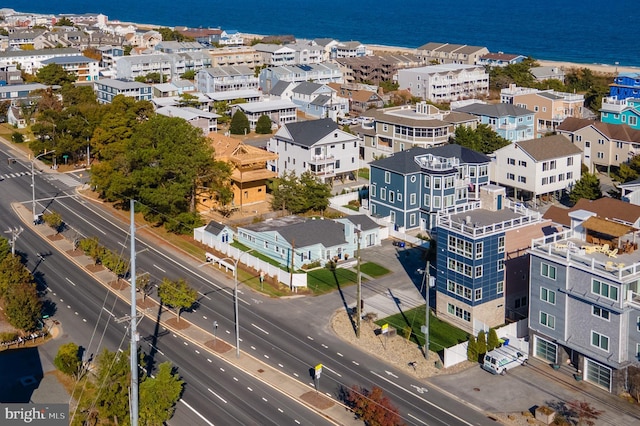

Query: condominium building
[397,64,489,103]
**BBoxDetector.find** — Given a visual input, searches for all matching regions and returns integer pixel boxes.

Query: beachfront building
[556,118,640,173]
[490,135,582,203]
[289,81,348,120]
[252,43,296,66]
[155,41,205,54]
[258,63,343,94]
[0,47,82,74]
[93,79,152,104]
[356,102,478,162]
[234,99,298,130]
[286,40,324,65]
[500,84,585,137]
[435,193,544,333]
[335,41,369,58]
[397,64,489,103]
[334,53,425,85]
[267,118,359,184]
[369,145,491,231]
[175,27,222,45]
[156,106,220,134]
[56,12,108,26]
[40,55,99,83]
[530,66,565,84]
[208,46,264,69]
[416,42,489,65]
[452,102,535,142]
[195,66,258,93]
[528,206,640,393]
[609,72,640,100]
[600,98,640,131]
[478,53,527,67]
[313,38,342,61]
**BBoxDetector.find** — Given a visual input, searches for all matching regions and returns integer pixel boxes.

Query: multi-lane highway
[0,145,497,426]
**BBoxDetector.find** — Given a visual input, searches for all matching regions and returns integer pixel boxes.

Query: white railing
[437,201,541,237]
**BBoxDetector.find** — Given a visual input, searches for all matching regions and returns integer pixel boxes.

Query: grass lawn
[357,168,369,180]
[375,305,469,352]
[343,204,359,211]
[307,267,358,294]
[359,262,390,278]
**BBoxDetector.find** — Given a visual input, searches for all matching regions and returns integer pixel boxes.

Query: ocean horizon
[3,0,639,67]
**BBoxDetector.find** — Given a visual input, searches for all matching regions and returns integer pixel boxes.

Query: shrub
[0,331,18,343]
[467,335,478,362]
[229,110,250,135]
[11,132,24,143]
[487,328,500,351]
[255,114,272,134]
[477,330,487,358]
[42,210,63,233]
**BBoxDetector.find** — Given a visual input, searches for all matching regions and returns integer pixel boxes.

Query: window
[591,331,609,351]
[475,242,483,259]
[585,141,591,147]
[540,287,556,304]
[558,173,564,181]
[444,176,455,189]
[518,176,527,183]
[592,279,618,301]
[447,303,455,315]
[549,175,556,184]
[409,213,416,226]
[508,158,516,165]
[433,178,441,189]
[469,166,476,177]
[507,173,515,180]
[630,116,638,126]
[592,306,610,321]
[389,191,395,203]
[424,177,430,188]
[447,280,456,293]
[497,281,504,294]
[479,165,488,177]
[542,177,549,185]
[597,152,604,159]
[541,263,556,280]
[542,162,549,171]
[433,196,440,208]
[424,194,430,207]
[540,312,555,329]
[598,139,605,145]
[410,193,416,205]
[550,160,556,170]
[567,157,574,166]
[519,160,527,167]
[384,171,391,184]
[475,265,483,278]
[371,185,376,197]
[498,236,505,253]
[567,171,573,179]
[398,193,403,202]
[448,304,471,322]
[497,259,504,271]
[475,288,482,301]
[380,188,386,200]
[447,259,473,277]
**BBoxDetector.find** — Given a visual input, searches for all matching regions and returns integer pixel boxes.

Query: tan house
[207,46,264,69]
[204,133,278,212]
[500,84,585,137]
[326,83,384,116]
[556,117,640,172]
[416,42,489,65]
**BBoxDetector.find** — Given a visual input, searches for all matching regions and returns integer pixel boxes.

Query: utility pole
[289,239,295,291]
[356,226,362,338]
[424,260,430,360]
[4,227,23,255]
[129,199,139,426]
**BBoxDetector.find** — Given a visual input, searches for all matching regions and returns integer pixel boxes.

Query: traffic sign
[315,363,323,378]
[381,323,389,334]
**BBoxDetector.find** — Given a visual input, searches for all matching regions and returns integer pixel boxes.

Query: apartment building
[196,66,258,93]
[259,63,343,94]
[208,46,264,69]
[397,64,489,103]
[416,42,489,65]
[334,53,425,84]
[500,84,585,137]
[40,55,99,82]
[115,53,186,81]
[93,79,152,104]
[0,47,82,74]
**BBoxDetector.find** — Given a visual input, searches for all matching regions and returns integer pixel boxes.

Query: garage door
[585,358,612,392]
[534,336,557,363]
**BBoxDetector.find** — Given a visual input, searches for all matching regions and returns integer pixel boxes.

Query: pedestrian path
[0,170,42,180]
[42,172,82,188]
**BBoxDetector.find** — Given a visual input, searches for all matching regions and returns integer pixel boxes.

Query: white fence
[443,319,529,368]
[195,230,307,288]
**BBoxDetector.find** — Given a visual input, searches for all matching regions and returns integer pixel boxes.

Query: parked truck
[482,344,528,375]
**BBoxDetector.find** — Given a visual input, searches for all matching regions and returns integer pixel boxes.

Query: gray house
[528,208,640,394]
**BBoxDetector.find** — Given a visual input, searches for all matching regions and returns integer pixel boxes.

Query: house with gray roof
[236,214,380,269]
[234,98,298,130]
[258,63,343,94]
[289,81,349,119]
[115,53,186,81]
[252,43,296,66]
[193,220,234,250]
[397,63,489,102]
[267,118,360,184]
[0,47,82,74]
[369,145,491,230]
[452,101,535,142]
[416,42,489,65]
[491,134,582,203]
[195,65,258,93]
[41,55,99,82]
[93,78,152,104]
[156,106,220,134]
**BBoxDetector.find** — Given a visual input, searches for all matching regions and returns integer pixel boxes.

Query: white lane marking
[410,384,428,394]
[306,336,314,340]
[60,299,63,302]
[233,377,238,382]
[247,387,253,392]
[75,312,78,315]
[54,202,107,235]
[203,316,207,320]
[153,264,166,273]
[352,361,359,366]
[337,352,343,357]
[219,368,225,372]
[321,344,328,348]
[385,370,399,378]
[66,278,76,286]
[180,399,216,426]
[207,388,227,404]
[183,342,188,346]
[325,392,331,397]
[278,408,283,413]
[323,365,342,378]
[83,319,87,322]
[195,350,200,354]
[102,307,115,317]
[251,323,269,335]
[262,397,268,402]
[369,371,474,426]
[408,413,428,425]
[198,291,212,300]
[264,354,269,359]
[118,242,126,248]
[148,343,164,356]
[207,359,212,363]
[251,346,256,350]
[278,363,284,368]
[67,305,71,309]
[295,421,300,425]
[293,373,299,377]
[225,330,231,334]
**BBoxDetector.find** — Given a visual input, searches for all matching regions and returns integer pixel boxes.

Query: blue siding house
[601,98,640,130]
[369,145,490,231]
[452,102,535,142]
[609,72,640,100]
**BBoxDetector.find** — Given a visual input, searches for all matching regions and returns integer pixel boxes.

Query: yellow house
[204,133,278,213]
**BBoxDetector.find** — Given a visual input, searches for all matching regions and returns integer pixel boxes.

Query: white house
[195,66,258,93]
[252,43,297,66]
[267,118,360,183]
[115,53,186,81]
[397,64,489,102]
[491,134,582,202]
[234,99,298,130]
[156,106,220,134]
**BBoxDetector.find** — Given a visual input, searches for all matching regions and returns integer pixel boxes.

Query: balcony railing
[601,97,629,113]
[309,154,335,164]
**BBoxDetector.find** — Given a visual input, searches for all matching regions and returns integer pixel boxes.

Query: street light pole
[218,250,252,359]
[31,151,54,224]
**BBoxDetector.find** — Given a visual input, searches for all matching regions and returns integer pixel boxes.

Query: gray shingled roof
[343,215,378,232]
[278,219,346,247]
[204,221,227,236]
[310,94,331,106]
[370,145,490,174]
[279,118,340,147]
[270,80,292,96]
[454,103,533,117]
[514,134,584,161]
[292,81,323,95]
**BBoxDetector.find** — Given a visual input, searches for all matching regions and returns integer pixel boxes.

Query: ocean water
[3,0,639,66]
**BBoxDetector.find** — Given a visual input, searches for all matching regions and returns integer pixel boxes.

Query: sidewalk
[12,202,359,426]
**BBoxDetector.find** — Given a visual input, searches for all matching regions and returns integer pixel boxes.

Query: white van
[482,345,528,375]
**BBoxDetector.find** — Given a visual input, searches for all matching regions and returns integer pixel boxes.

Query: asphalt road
[0,146,497,426]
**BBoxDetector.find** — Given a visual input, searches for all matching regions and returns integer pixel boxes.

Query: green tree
[176,93,200,108]
[477,330,487,359]
[569,173,602,205]
[5,283,41,332]
[42,210,64,234]
[156,27,193,42]
[213,101,231,123]
[255,114,272,134]
[229,109,250,135]
[181,70,196,80]
[158,278,198,322]
[467,335,478,362]
[54,342,82,378]
[55,17,74,27]
[300,171,332,212]
[139,362,184,425]
[0,255,34,299]
[93,348,130,424]
[344,385,402,426]
[270,171,305,213]
[35,64,75,86]
[453,124,510,154]
[487,328,500,352]
[0,237,10,263]
[11,132,24,143]
[135,273,154,301]
[135,72,162,83]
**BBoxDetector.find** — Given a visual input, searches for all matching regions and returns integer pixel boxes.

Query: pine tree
[477,330,487,358]
[255,114,272,134]
[487,328,500,351]
[229,110,250,135]
[569,172,602,205]
[467,335,478,362]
